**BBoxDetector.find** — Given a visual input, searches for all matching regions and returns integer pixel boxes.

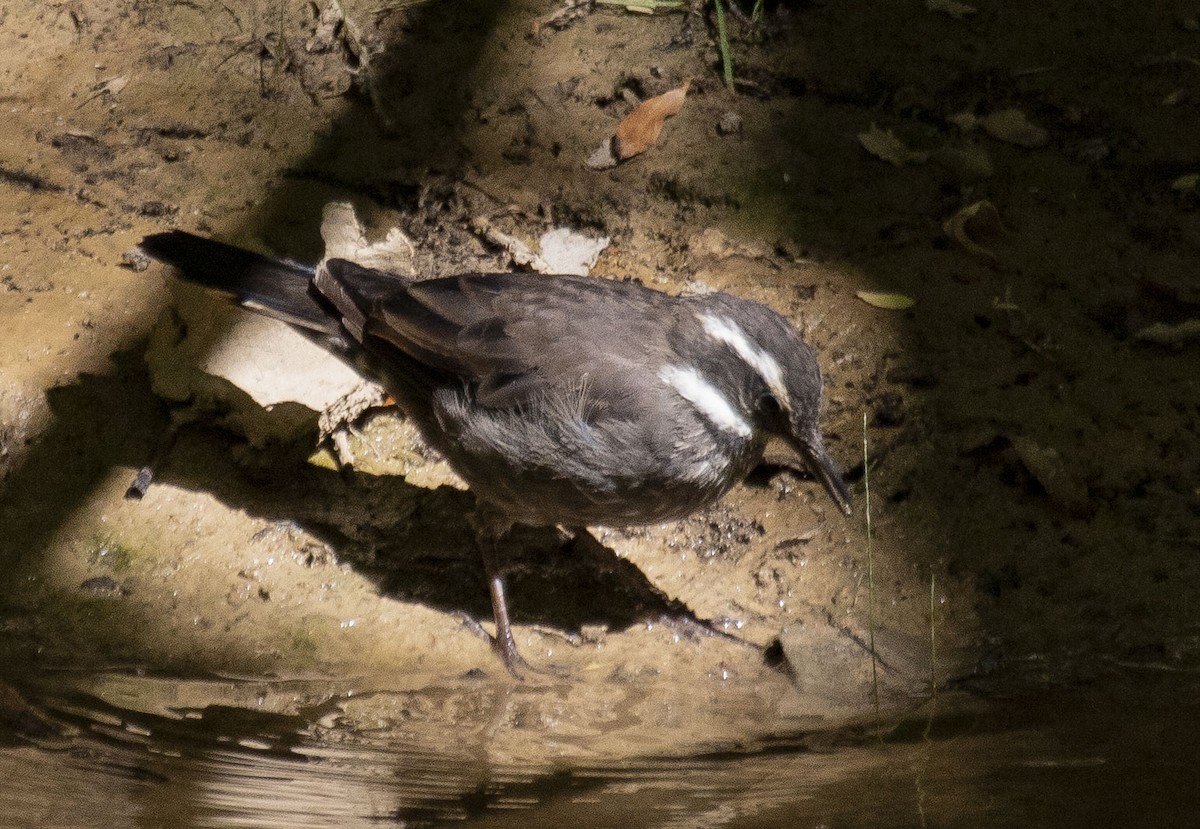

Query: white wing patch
[698,312,789,407]
[659,365,752,437]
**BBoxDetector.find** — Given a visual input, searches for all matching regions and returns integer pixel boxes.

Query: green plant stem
[714,0,735,91]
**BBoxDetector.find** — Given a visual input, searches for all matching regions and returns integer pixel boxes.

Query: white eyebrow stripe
[659,365,752,437]
[698,312,789,406]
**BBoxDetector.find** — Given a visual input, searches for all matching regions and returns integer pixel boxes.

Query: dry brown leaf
[1171,173,1200,192]
[1133,319,1200,346]
[926,0,976,19]
[1161,88,1187,106]
[943,200,1007,264]
[1009,436,1089,515]
[858,123,928,166]
[948,111,980,131]
[613,82,690,160]
[983,108,1048,147]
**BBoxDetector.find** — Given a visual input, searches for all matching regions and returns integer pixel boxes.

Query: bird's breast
[427,386,763,527]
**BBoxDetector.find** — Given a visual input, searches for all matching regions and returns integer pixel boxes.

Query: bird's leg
[478,533,530,678]
[124,421,182,500]
[462,509,530,678]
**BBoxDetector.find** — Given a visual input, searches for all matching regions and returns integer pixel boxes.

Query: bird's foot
[453,612,532,679]
[653,613,759,648]
[492,625,532,679]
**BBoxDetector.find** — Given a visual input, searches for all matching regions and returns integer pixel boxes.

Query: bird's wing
[317,260,666,410]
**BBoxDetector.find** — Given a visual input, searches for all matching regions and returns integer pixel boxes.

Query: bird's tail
[139,230,337,334]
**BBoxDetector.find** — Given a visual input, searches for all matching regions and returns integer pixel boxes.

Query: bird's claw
[453,611,531,679]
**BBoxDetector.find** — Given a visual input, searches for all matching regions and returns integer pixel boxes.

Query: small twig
[725,0,751,24]
[594,0,685,10]
[916,571,939,829]
[530,0,592,37]
[928,572,938,703]
[1136,52,1200,70]
[470,215,549,272]
[215,39,257,70]
[863,411,879,716]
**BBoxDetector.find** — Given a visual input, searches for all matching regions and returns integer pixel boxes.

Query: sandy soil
[1,0,1198,759]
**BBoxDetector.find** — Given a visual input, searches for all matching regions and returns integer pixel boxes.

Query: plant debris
[858,124,929,166]
[538,227,610,275]
[1009,436,1090,515]
[943,199,1007,264]
[926,0,977,19]
[588,82,690,169]
[856,291,915,310]
[1132,319,1200,347]
[614,82,690,160]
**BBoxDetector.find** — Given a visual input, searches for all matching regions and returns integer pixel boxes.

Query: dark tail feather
[140,230,336,334]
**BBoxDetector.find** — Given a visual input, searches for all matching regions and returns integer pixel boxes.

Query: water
[2,665,1196,828]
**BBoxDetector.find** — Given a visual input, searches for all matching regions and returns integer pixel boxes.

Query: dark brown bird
[140,230,851,675]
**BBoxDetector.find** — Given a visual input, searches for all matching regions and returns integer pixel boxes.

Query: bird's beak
[786,434,853,515]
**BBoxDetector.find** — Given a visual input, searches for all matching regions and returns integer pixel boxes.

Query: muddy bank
[1,0,1197,784]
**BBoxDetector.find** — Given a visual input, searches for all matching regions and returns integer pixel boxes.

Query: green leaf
[856,291,915,310]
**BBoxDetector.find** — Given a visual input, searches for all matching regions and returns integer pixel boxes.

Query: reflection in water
[0,667,1196,828]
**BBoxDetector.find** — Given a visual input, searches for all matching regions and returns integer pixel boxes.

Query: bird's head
[687,296,852,515]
